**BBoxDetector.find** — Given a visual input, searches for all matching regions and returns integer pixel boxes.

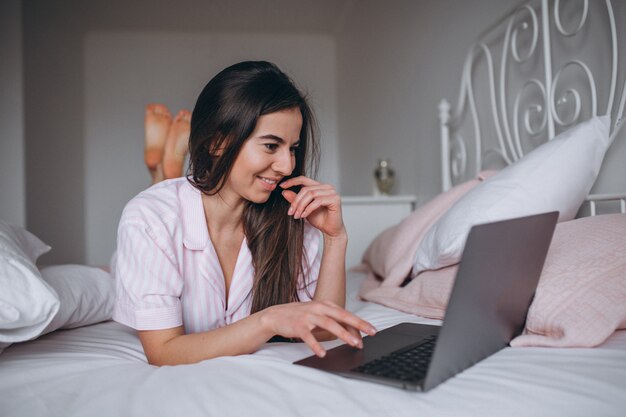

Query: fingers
[305,301,376,339]
[346,324,363,342]
[270,301,377,358]
[317,301,377,337]
[281,189,297,204]
[300,332,327,358]
[279,177,343,221]
[310,315,363,349]
[299,197,329,219]
[282,184,338,220]
[280,175,319,189]
[289,187,336,219]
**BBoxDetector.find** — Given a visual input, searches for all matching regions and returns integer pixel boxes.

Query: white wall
[336,0,520,201]
[23,1,86,264]
[337,0,626,203]
[84,32,339,265]
[17,0,626,264]
[21,0,345,265]
[0,0,26,227]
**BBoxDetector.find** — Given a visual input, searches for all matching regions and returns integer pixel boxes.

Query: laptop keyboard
[351,334,438,383]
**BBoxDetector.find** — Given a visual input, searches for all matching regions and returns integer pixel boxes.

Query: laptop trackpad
[294,323,440,372]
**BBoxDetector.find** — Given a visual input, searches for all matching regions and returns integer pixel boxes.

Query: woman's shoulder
[119,177,192,229]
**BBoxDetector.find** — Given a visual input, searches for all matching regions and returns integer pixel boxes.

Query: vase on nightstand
[374,158,395,195]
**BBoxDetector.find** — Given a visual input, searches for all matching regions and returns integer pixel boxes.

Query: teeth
[259,177,277,184]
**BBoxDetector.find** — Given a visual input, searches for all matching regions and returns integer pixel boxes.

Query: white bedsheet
[1,272,625,417]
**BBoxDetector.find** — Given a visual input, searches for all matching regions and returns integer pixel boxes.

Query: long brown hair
[187,61,320,313]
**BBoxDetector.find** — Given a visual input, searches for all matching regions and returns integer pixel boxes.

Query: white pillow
[412,115,611,275]
[39,265,115,334]
[0,221,59,347]
[0,220,51,263]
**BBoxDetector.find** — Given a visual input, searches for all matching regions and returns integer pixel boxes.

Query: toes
[146,103,171,117]
[145,103,157,114]
[179,109,192,121]
[173,109,191,123]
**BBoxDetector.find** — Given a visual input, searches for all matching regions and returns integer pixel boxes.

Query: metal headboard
[438,0,626,214]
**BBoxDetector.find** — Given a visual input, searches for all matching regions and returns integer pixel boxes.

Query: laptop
[294,211,558,391]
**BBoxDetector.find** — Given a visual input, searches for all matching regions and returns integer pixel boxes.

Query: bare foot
[150,163,165,184]
[163,109,191,179]
[144,104,172,176]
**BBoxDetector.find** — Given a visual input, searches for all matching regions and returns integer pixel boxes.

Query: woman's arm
[313,232,347,307]
[281,176,364,342]
[308,233,353,343]
[139,300,376,366]
[279,176,348,307]
[139,313,270,366]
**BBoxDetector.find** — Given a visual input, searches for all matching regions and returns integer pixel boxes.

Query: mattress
[1,271,625,417]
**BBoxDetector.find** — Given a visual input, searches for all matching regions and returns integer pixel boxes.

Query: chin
[246,192,272,204]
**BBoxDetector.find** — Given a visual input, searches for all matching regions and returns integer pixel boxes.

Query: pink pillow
[361,213,626,347]
[361,171,496,287]
[360,265,456,319]
[511,213,626,347]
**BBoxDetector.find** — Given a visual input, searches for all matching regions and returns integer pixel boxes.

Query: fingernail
[288,207,294,215]
[351,337,360,346]
[319,350,326,358]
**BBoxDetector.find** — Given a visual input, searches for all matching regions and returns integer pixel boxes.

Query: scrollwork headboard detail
[439,0,625,214]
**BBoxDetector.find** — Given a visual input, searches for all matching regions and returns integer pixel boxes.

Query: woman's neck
[201,191,245,235]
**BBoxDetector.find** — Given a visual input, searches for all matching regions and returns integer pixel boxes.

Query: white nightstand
[341,195,417,268]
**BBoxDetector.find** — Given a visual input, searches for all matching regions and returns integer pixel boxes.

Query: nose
[272,148,294,176]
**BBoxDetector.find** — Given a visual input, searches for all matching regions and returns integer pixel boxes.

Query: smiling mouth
[258,176,279,185]
[257,176,282,192]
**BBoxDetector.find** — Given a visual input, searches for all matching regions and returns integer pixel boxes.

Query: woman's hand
[280,176,346,238]
[261,300,377,357]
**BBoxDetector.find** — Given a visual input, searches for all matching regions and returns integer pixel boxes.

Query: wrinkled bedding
[1,272,625,417]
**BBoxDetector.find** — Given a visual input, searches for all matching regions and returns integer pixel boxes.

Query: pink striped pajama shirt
[112,177,321,334]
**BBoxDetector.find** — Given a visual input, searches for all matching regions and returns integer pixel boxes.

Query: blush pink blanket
[359,213,626,347]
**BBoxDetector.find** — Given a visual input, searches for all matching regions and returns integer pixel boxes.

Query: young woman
[112,61,376,366]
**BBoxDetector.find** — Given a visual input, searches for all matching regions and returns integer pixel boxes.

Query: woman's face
[222,107,303,204]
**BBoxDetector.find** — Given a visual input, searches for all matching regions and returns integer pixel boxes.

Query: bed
[1,278,626,417]
[2,0,626,416]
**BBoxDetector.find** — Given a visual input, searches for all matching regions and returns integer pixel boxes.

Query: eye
[289,146,298,154]
[264,143,279,152]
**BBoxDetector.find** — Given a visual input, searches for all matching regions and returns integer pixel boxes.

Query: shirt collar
[180,180,210,250]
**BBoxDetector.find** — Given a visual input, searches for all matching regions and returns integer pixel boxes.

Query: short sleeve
[297,222,322,301]
[112,220,184,331]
